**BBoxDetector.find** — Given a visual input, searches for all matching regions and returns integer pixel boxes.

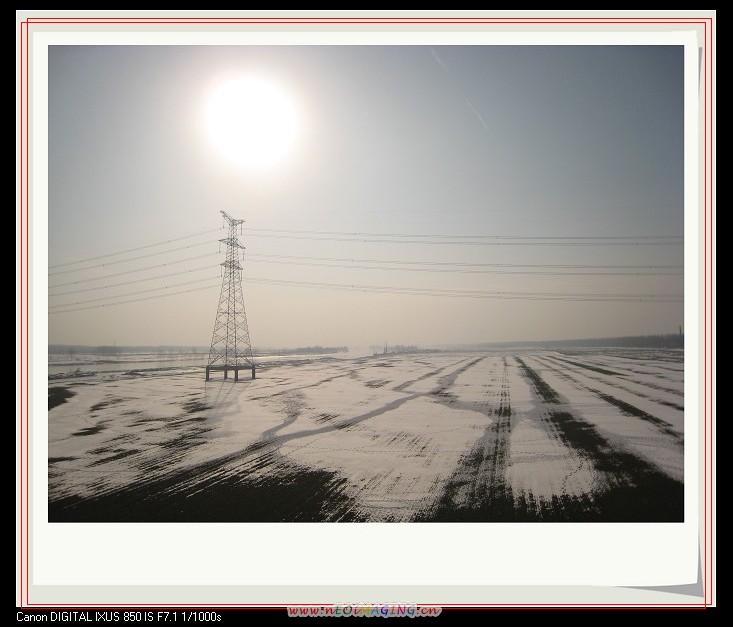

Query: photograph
[47,44,684,524]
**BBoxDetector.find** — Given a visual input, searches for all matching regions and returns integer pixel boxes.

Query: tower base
[205,364,255,381]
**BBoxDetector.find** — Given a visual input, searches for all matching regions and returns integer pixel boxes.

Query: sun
[204,76,298,168]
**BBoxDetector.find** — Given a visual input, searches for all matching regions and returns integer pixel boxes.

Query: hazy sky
[48,45,684,348]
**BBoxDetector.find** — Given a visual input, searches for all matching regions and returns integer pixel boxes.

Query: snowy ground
[48,349,684,522]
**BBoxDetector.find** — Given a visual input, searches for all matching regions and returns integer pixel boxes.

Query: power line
[46,271,682,315]
[47,250,680,301]
[245,256,682,277]
[48,275,220,310]
[45,223,682,314]
[49,265,216,297]
[247,227,681,241]
[246,231,682,247]
[248,252,682,271]
[49,228,220,269]
[248,229,684,246]
[246,276,683,303]
[48,226,682,278]
[49,252,219,291]
[48,240,217,277]
[48,284,220,315]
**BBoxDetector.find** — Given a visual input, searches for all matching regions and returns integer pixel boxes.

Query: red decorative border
[19,14,29,611]
[17,14,714,609]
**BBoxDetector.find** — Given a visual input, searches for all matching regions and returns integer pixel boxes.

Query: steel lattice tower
[205,211,255,381]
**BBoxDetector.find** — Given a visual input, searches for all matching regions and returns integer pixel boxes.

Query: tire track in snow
[50,357,482,521]
[546,354,684,410]
[536,355,683,443]
[393,356,479,393]
[514,357,682,521]
[418,356,515,521]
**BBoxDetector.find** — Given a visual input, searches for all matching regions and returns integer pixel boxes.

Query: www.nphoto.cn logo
[287,604,442,618]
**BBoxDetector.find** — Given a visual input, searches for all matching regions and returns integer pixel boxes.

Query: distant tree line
[462,334,684,351]
[256,346,349,356]
[538,334,684,349]
[50,345,350,357]
[49,345,207,356]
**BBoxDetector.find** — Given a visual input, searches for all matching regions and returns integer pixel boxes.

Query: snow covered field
[48,349,684,522]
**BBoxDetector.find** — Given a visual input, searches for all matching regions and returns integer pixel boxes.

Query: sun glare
[204,76,298,168]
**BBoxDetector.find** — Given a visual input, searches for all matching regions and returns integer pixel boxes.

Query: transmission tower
[205,211,255,381]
